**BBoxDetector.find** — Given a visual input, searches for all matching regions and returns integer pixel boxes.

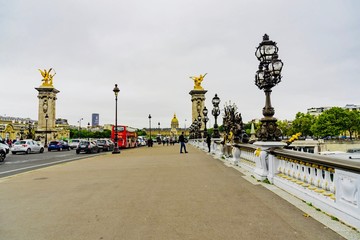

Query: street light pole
[148,114,152,147]
[78,118,83,139]
[254,34,284,141]
[112,84,121,154]
[202,106,208,138]
[212,94,221,138]
[87,122,90,141]
[45,114,49,147]
[158,122,160,135]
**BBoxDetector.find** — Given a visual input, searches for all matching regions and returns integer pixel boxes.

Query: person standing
[179,132,188,154]
[206,134,211,153]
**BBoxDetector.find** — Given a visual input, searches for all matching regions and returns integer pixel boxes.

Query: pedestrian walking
[179,132,188,153]
[206,134,211,153]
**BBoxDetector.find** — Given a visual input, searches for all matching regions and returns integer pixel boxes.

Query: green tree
[344,110,360,140]
[311,107,347,138]
[137,129,147,136]
[277,120,292,137]
[290,112,316,137]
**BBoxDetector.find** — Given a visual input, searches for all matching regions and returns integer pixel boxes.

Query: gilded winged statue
[190,73,207,90]
[38,68,56,86]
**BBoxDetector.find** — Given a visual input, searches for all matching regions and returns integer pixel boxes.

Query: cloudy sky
[1,0,359,129]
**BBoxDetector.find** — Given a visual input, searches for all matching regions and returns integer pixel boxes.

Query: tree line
[69,107,360,140]
[276,107,360,139]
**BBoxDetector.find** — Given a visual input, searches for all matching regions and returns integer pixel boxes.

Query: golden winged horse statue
[38,68,56,87]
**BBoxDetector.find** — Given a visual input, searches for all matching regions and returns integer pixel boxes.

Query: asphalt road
[0,148,106,178]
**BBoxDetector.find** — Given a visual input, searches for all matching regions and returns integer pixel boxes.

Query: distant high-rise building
[92,113,99,126]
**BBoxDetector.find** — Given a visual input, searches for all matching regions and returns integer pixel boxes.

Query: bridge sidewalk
[0,144,357,239]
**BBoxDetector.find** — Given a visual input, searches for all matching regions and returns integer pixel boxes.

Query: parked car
[137,137,146,146]
[96,139,114,152]
[0,142,10,154]
[11,139,44,154]
[48,140,71,151]
[76,140,100,154]
[0,145,6,162]
[69,139,81,149]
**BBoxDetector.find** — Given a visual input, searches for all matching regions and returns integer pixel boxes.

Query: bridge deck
[0,144,354,239]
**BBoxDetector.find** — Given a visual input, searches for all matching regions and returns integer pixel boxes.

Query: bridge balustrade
[189,139,360,230]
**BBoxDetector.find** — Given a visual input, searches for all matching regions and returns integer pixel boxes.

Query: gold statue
[190,73,207,90]
[38,68,56,87]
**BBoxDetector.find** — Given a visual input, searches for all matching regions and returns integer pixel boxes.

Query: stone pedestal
[253,141,286,181]
[189,89,207,130]
[35,86,60,142]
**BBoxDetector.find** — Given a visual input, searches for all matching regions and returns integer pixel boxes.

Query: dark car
[0,146,6,162]
[76,141,100,154]
[96,139,114,152]
[48,140,71,151]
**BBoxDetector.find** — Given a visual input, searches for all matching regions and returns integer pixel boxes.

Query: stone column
[35,86,59,141]
[189,89,207,130]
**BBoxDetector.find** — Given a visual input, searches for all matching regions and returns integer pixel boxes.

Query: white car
[11,140,44,154]
[69,139,81,149]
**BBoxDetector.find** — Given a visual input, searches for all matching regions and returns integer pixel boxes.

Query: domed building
[170,113,179,138]
[143,113,189,140]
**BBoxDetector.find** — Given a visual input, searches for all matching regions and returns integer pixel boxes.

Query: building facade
[92,113,100,126]
[307,104,360,116]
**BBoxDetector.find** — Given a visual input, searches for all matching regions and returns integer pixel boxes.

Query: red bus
[111,125,138,148]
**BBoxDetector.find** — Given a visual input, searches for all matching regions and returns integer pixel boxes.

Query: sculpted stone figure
[39,68,56,86]
[190,73,207,90]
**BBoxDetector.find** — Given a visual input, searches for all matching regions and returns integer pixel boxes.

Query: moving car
[96,139,114,152]
[48,140,71,151]
[76,140,100,154]
[11,140,44,154]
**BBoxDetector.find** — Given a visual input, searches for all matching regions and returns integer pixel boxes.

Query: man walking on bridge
[179,132,188,154]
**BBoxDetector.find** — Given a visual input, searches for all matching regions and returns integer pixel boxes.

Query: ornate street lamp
[212,94,221,138]
[112,84,121,154]
[254,34,284,141]
[158,122,160,135]
[27,120,34,139]
[148,114,152,147]
[202,106,209,138]
[189,125,194,139]
[196,113,202,138]
[193,119,199,139]
[87,122,90,141]
[78,118,83,139]
[20,127,24,140]
[45,113,49,147]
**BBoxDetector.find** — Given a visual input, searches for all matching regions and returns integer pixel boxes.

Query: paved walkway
[0,144,357,239]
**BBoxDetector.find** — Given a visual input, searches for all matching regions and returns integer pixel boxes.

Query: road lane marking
[0,156,86,175]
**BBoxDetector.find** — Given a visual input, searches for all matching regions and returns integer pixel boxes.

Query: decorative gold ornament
[39,68,56,87]
[190,73,207,90]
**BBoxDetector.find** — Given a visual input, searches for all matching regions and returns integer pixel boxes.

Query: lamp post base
[256,117,282,142]
[112,147,121,154]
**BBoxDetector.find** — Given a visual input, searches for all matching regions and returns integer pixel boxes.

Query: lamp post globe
[112,84,121,154]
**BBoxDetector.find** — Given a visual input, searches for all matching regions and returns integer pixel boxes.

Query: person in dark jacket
[179,132,188,154]
[206,134,211,153]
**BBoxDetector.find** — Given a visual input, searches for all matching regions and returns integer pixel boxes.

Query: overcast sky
[1,0,359,129]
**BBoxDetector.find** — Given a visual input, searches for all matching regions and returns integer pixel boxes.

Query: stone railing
[189,139,360,230]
